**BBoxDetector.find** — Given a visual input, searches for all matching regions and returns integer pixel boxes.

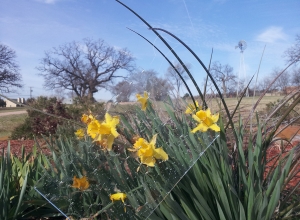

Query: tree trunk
[87,90,95,102]
[222,80,227,98]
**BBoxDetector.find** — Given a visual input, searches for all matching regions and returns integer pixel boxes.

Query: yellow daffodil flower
[100,113,120,137]
[72,176,89,191]
[81,114,95,124]
[185,101,200,114]
[87,119,101,139]
[87,113,119,138]
[87,113,119,151]
[94,134,115,151]
[191,108,220,133]
[136,91,149,111]
[130,134,168,167]
[110,192,127,203]
[74,128,85,139]
[110,192,127,212]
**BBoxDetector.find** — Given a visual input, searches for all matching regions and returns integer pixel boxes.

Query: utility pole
[30,87,33,98]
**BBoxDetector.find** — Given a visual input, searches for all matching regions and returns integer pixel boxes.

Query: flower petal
[150,134,157,146]
[75,128,85,139]
[110,128,119,137]
[205,108,212,116]
[192,114,202,123]
[185,107,192,114]
[140,156,156,167]
[72,176,89,190]
[105,113,112,122]
[133,138,144,150]
[110,193,127,203]
[142,102,147,111]
[107,135,115,151]
[72,176,79,188]
[154,148,168,161]
[191,123,208,133]
[211,113,219,123]
[136,92,148,111]
[209,123,220,132]
[185,101,199,114]
[197,110,208,121]
[144,91,149,99]
[87,120,101,139]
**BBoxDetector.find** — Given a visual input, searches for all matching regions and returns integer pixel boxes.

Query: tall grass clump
[0,143,65,219]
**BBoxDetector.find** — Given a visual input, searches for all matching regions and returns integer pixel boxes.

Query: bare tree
[37,38,135,101]
[129,69,157,94]
[258,75,278,93]
[272,67,290,94]
[129,69,172,101]
[284,34,300,64]
[146,76,173,101]
[210,61,236,98]
[0,43,23,93]
[109,80,134,102]
[291,67,300,88]
[165,62,191,98]
[51,88,66,101]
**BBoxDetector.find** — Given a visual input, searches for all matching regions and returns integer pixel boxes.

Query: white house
[4,98,26,107]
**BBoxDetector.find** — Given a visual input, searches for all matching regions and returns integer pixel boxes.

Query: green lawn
[0,113,27,139]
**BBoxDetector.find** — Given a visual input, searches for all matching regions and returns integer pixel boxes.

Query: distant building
[4,97,26,107]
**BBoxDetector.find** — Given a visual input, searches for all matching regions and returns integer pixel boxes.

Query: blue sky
[1,0,299,101]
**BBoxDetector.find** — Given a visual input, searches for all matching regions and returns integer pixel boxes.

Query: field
[109,96,283,112]
[0,96,284,140]
[0,107,26,113]
[207,96,282,111]
[0,113,27,140]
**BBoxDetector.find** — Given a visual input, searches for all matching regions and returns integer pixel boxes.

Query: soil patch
[0,139,51,157]
[275,125,300,140]
[268,125,300,190]
[266,143,300,191]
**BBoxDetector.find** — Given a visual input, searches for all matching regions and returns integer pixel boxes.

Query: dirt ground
[0,139,51,157]
[269,125,300,190]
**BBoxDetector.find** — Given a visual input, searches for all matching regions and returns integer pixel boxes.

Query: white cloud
[256,26,287,43]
